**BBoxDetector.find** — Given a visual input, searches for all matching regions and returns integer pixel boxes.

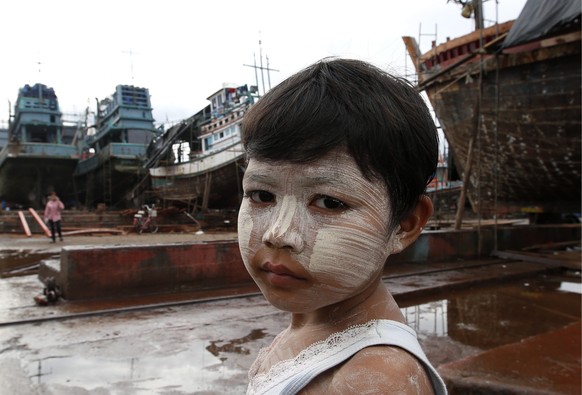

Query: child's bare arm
[303,346,435,394]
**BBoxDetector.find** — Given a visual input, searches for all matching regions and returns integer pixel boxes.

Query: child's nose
[261,196,305,252]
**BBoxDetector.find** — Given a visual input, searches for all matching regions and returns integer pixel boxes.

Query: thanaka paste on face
[238,150,403,310]
[261,195,305,252]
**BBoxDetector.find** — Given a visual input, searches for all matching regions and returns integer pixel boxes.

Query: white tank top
[247,319,448,395]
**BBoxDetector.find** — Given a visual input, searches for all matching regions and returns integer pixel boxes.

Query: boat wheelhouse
[0,83,79,208]
[73,85,161,209]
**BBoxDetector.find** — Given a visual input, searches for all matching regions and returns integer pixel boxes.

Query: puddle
[17,272,581,393]
[0,250,56,276]
[401,272,581,352]
[26,339,245,394]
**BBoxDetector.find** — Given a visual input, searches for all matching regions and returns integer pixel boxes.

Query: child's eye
[248,190,275,203]
[312,195,347,210]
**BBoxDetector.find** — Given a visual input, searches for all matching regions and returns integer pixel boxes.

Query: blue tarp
[502,0,581,48]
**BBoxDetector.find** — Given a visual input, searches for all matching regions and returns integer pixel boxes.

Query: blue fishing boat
[73,85,161,209]
[146,84,257,211]
[0,83,79,209]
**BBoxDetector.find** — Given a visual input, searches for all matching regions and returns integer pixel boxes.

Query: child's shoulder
[306,345,434,394]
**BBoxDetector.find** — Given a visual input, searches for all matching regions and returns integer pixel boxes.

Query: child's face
[238,149,403,313]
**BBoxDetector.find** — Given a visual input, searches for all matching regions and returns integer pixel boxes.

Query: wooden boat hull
[410,27,581,216]
[150,144,245,210]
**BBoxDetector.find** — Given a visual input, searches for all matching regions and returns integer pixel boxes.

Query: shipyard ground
[0,232,580,395]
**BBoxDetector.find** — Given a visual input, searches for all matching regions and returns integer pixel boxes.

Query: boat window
[127,129,156,145]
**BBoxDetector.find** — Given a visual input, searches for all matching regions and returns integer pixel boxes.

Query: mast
[243,37,279,97]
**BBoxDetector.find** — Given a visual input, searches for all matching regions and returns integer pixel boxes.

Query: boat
[145,84,259,211]
[0,83,79,209]
[403,0,581,222]
[73,85,161,209]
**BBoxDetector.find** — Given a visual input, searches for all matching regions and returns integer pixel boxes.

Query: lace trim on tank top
[248,320,392,394]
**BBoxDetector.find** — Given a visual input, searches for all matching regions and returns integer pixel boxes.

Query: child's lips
[262,262,304,278]
[261,262,308,286]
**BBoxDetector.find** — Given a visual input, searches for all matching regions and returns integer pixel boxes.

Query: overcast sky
[0,0,527,129]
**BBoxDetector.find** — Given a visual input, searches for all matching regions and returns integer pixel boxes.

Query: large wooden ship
[403,0,581,220]
[0,83,79,209]
[73,85,161,209]
[146,85,258,211]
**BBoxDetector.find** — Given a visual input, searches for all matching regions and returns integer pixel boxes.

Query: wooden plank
[419,21,513,62]
[17,211,31,237]
[62,228,126,236]
[28,208,51,237]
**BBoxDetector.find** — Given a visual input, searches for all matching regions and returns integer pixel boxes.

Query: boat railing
[200,104,249,135]
[5,142,78,157]
[75,142,147,175]
[108,142,148,158]
[194,139,243,159]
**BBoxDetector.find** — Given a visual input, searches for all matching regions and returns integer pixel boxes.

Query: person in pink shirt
[44,192,64,243]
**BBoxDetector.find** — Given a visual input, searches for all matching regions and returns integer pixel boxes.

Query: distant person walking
[44,192,64,243]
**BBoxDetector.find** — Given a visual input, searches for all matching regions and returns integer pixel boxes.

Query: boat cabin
[83,85,159,154]
[197,84,256,155]
[9,83,64,144]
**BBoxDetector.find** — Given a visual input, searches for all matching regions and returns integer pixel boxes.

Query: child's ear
[393,195,433,253]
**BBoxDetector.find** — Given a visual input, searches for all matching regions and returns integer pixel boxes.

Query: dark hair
[242,57,438,228]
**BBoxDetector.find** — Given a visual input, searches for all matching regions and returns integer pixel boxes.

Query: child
[237,58,447,394]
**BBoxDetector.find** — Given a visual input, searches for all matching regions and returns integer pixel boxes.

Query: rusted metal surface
[37,224,581,301]
[440,320,581,394]
[389,224,581,263]
[56,241,253,300]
